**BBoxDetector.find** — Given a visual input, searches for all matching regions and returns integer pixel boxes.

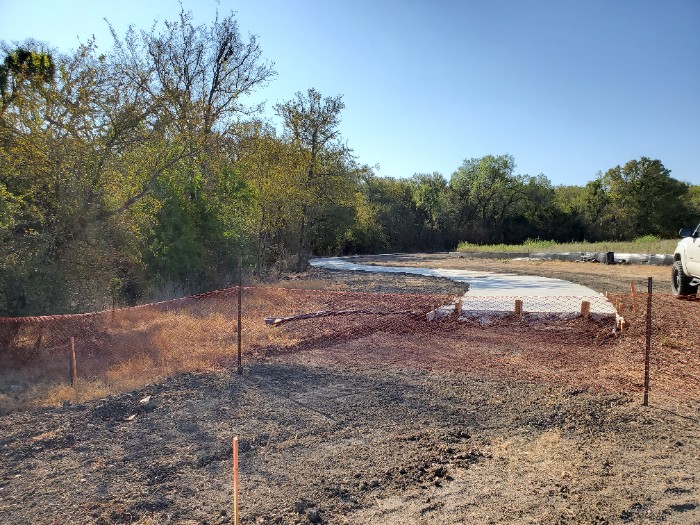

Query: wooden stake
[232,436,239,525]
[454,297,462,317]
[514,299,523,318]
[580,300,590,319]
[70,337,78,404]
[630,281,637,311]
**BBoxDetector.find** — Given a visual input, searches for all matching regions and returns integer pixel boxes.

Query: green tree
[687,185,700,220]
[0,40,129,314]
[236,123,303,274]
[0,9,275,314]
[275,88,350,270]
[449,154,528,244]
[602,157,690,238]
[550,185,589,242]
[500,174,558,243]
[361,176,423,251]
[0,45,54,113]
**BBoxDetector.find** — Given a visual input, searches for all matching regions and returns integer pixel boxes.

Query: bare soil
[1,255,698,525]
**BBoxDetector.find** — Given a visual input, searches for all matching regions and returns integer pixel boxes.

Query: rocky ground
[1,256,698,524]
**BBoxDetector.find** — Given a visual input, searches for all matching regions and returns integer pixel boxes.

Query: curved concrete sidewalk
[310,256,617,317]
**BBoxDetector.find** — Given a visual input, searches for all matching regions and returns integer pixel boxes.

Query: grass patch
[0,286,442,415]
[455,237,678,255]
[0,289,300,414]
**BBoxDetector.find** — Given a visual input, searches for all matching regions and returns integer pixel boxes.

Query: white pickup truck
[672,224,700,296]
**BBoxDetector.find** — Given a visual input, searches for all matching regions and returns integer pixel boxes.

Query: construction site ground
[1,255,697,525]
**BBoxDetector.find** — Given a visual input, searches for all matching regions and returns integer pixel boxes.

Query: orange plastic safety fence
[1,287,698,407]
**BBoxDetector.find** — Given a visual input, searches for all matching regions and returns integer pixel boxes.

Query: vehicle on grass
[672,223,700,296]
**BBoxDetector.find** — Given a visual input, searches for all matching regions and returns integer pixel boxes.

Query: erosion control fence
[0,285,698,413]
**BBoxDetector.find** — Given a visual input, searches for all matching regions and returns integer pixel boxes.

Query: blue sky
[1,0,699,185]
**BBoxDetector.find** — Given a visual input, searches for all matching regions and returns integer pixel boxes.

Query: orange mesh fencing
[608,292,700,401]
[0,286,698,412]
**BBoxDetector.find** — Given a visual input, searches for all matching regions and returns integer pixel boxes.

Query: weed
[455,239,677,255]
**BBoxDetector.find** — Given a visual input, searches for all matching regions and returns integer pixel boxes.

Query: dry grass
[0,288,308,414]
[0,286,440,414]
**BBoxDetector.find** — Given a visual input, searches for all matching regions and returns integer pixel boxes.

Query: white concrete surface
[310,256,617,317]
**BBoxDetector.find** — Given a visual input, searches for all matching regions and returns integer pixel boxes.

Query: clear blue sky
[2,0,699,185]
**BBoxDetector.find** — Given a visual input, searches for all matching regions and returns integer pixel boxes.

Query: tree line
[1,10,698,315]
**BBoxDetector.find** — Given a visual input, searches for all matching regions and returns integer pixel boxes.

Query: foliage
[569,158,692,242]
[0,9,274,315]
[456,238,678,254]
[450,154,529,244]
[0,46,54,111]
[274,88,355,270]
[687,186,700,218]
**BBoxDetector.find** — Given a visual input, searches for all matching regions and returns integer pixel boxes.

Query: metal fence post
[237,256,242,375]
[643,277,652,406]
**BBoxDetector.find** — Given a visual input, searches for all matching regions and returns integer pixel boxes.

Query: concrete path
[310,256,617,317]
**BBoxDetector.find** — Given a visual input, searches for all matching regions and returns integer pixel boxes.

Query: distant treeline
[1,10,698,315]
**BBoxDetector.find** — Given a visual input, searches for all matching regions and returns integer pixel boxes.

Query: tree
[0,46,55,113]
[688,185,700,219]
[410,173,447,227]
[0,40,130,314]
[501,174,557,244]
[110,9,274,136]
[274,88,349,270]
[449,154,528,244]
[102,9,276,293]
[0,9,276,314]
[550,185,589,242]
[602,157,691,238]
[236,122,303,274]
[577,174,624,241]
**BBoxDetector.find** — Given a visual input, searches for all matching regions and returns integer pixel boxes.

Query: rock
[139,395,152,407]
[294,499,312,514]
[427,304,455,321]
[9,385,23,394]
[307,509,322,523]
[432,465,448,478]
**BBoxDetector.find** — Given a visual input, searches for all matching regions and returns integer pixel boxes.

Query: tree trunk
[278,232,286,276]
[256,210,266,276]
[296,210,307,272]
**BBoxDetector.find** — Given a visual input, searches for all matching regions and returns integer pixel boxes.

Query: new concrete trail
[310,256,617,318]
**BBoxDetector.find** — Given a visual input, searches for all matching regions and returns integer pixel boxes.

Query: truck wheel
[672,261,698,296]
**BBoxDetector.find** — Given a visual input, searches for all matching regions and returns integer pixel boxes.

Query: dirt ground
[1,255,698,525]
